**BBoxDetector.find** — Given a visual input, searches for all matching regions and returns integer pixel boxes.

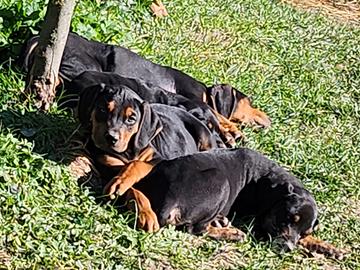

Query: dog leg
[212,110,244,146]
[126,188,160,232]
[298,235,347,260]
[206,225,246,242]
[105,160,154,198]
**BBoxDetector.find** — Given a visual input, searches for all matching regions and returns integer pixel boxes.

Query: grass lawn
[0,0,359,268]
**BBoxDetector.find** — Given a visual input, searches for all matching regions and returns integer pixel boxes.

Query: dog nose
[105,132,119,145]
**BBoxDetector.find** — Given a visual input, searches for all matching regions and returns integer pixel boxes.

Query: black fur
[135,148,318,251]
[22,33,270,128]
[81,84,219,162]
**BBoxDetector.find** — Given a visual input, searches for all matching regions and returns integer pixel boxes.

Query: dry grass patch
[282,0,360,24]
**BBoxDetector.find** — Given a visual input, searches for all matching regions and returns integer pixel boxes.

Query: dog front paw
[206,225,246,242]
[138,209,160,233]
[105,176,135,199]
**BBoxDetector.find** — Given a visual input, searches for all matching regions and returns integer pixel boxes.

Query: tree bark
[26,0,76,110]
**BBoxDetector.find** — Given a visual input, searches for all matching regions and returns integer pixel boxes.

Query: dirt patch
[282,0,360,24]
[0,250,11,267]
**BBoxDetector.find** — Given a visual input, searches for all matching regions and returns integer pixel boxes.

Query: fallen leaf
[150,0,168,18]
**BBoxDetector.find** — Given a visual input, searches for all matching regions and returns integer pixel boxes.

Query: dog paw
[138,209,160,233]
[207,226,246,242]
[298,235,348,260]
[222,227,246,242]
[211,215,231,228]
[105,176,135,199]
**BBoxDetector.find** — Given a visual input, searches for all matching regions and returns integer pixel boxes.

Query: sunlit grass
[0,0,359,268]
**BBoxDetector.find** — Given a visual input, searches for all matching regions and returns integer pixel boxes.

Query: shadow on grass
[0,108,82,163]
[0,107,128,208]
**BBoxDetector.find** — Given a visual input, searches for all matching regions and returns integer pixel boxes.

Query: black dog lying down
[23,33,270,128]
[133,148,344,258]
[70,71,233,147]
[79,83,222,231]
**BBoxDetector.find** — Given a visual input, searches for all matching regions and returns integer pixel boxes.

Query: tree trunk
[26,0,76,110]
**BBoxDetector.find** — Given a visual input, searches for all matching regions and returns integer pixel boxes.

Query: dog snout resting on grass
[134,148,345,259]
[78,83,220,231]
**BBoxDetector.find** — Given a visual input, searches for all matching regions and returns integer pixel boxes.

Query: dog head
[78,84,162,154]
[207,84,271,128]
[261,185,318,251]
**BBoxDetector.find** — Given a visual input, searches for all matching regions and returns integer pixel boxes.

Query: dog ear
[133,102,163,151]
[207,84,237,118]
[77,83,106,126]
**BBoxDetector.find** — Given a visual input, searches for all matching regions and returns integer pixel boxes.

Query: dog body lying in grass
[23,33,270,130]
[132,148,344,258]
[79,83,221,231]
[71,71,232,147]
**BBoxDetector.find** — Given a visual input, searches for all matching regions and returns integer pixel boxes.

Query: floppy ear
[207,84,237,118]
[133,102,163,151]
[77,83,106,126]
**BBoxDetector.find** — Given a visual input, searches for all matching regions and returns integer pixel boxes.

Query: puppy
[79,83,220,231]
[133,148,344,258]
[69,71,234,147]
[22,33,270,129]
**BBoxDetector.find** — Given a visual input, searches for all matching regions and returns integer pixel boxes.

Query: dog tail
[298,235,347,260]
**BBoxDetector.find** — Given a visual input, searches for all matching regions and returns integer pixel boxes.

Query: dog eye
[98,107,107,114]
[125,114,137,125]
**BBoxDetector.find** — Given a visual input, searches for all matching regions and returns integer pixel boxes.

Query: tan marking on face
[124,106,136,118]
[230,98,271,128]
[90,108,139,153]
[110,105,140,152]
[107,100,116,112]
[116,122,139,152]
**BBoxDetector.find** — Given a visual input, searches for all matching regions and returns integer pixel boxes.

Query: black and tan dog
[79,83,220,231]
[130,148,345,258]
[23,33,270,129]
[70,71,239,147]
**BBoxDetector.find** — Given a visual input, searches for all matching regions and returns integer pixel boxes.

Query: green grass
[0,0,359,268]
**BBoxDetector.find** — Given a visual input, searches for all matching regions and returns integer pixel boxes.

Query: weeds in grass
[0,0,359,268]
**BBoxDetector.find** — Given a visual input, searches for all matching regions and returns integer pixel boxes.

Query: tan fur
[106,160,154,197]
[91,107,140,153]
[230,98,271,128]
[124,106,135,117]
[97,155,126,167]
[107,100,116,112]
[126,187,160,232]
[212,110,244,145]
[206,225,246,242]
[298,235,347,260]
